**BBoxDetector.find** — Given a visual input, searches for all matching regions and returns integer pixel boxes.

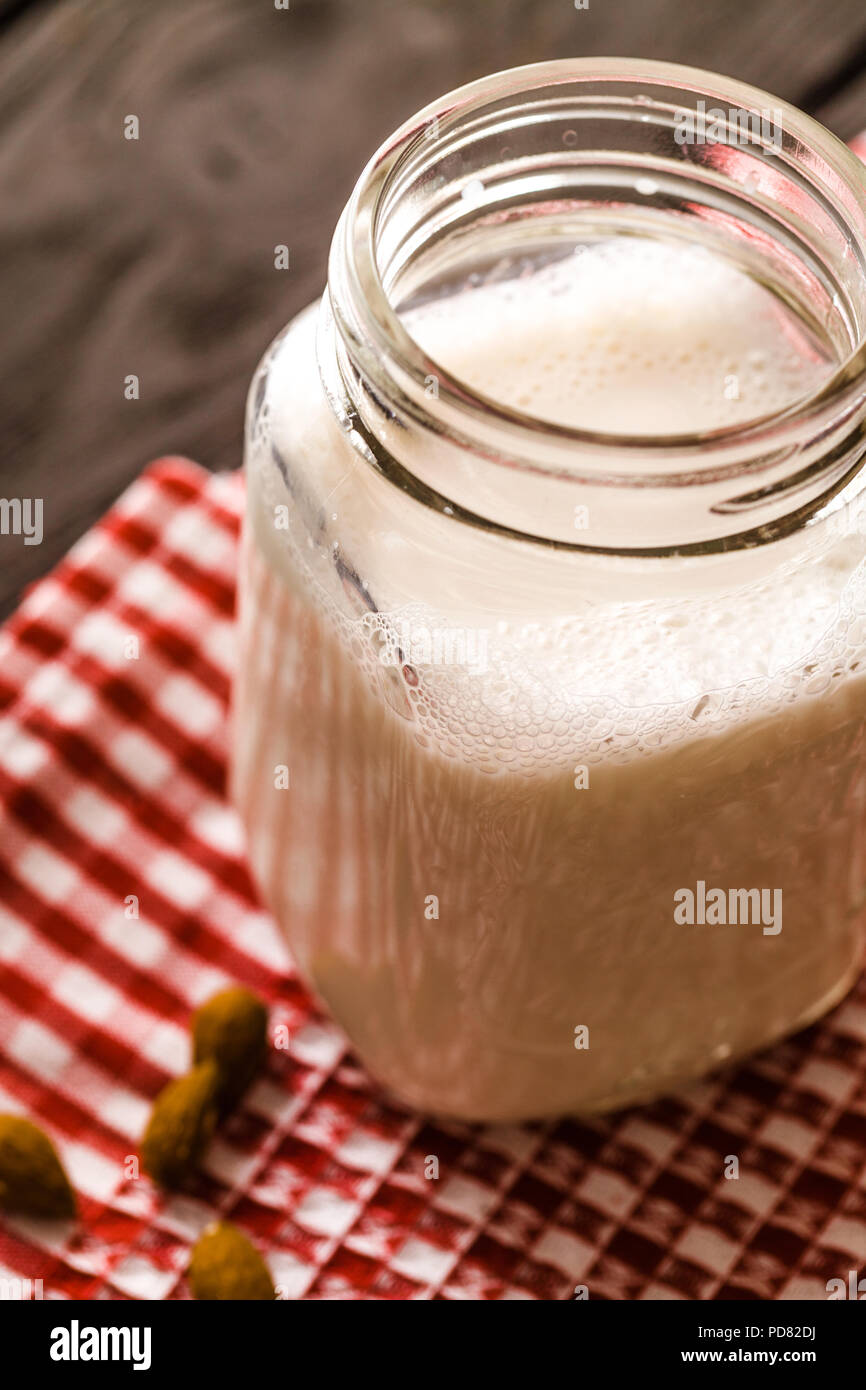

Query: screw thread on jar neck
[325,58,866,555]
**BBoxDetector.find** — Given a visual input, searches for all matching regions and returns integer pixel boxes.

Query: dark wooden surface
[2,0,866,615]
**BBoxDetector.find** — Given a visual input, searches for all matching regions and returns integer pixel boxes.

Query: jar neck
[324,58,866,556]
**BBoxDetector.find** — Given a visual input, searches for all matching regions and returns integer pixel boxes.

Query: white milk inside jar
[232,61,866,1121]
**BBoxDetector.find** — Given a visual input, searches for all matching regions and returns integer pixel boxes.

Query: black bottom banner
[0,1292,858,1375]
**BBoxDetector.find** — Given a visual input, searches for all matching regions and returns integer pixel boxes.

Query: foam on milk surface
[402,239,836,434]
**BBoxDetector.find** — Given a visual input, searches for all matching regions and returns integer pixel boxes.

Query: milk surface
[403,239,834,433]
[233,237,866,1120]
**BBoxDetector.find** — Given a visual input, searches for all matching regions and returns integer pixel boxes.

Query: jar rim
[330,56,866,460]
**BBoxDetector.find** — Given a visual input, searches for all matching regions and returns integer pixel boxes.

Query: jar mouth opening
[330,57,866,464]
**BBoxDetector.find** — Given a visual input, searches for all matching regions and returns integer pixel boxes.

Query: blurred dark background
[2,0,866,615]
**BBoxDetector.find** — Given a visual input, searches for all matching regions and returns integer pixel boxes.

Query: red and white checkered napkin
[1,456,866,1302]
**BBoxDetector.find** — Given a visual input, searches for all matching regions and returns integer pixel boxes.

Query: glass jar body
[232,297,866,1122]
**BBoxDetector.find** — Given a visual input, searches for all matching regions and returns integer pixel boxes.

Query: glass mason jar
[232,59,866,1122]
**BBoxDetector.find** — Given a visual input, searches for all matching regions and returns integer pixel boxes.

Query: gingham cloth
[0,457,865,1302]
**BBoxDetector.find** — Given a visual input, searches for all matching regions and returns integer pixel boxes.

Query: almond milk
[233,238,866,1121]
